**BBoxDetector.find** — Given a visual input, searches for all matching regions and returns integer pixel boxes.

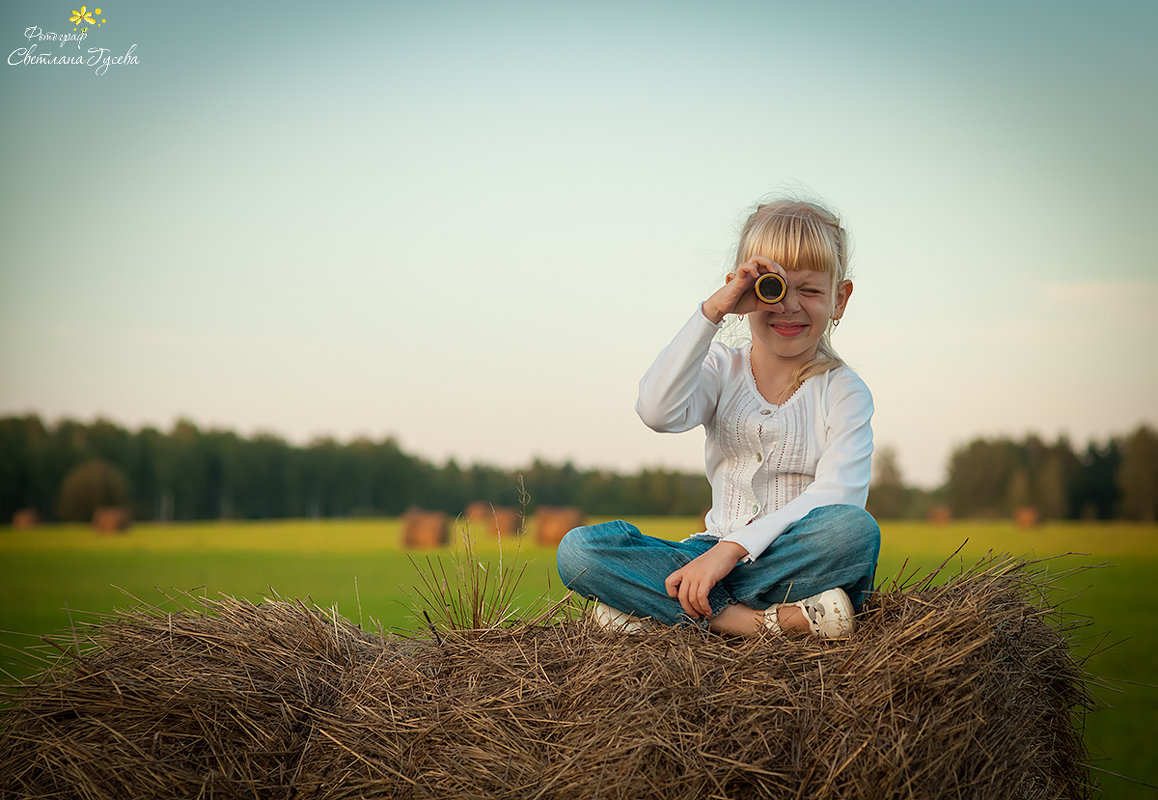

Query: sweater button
[756,452,763,462]
[760,409,772,415]
[752,504,759,514]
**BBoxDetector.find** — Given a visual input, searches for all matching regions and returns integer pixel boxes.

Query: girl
[556,198,880,637]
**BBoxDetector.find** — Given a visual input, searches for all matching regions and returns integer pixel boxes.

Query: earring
[832,318,841,327]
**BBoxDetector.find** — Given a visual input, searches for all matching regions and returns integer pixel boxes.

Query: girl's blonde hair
[731,199,851,396]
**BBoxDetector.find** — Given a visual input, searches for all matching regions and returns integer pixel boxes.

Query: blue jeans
[556,505,880,627]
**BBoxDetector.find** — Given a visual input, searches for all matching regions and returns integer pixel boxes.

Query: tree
[1074,440,1121,519]
[1118,426,1158,521]
[1034,449,1071,520]
[57,459,131,522]
[0,415,51,522]
[867,446,906,519]
[1006,468,1031,511]
[947,439,1017,517]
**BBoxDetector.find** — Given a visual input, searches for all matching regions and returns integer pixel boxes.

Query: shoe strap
[798,599,823,634]
[762,605,784,634]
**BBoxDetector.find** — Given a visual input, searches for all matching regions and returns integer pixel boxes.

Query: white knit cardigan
[636,306,874,561]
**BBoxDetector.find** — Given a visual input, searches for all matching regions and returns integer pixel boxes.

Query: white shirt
[635,306,874,561]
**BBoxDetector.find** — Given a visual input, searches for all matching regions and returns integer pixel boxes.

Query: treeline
[867,427,1157,522]
[2,415,1155,525]
[0,415,711,524]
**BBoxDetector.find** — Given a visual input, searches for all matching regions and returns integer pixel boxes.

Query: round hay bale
[401,509,449,549]
[927,505,952,525]
[0,557,1095,800]
[92,506,131,534]
[464,502,523,538]
[11,508,39,530]
[534,506,586,547]
[1015,506,1041,529]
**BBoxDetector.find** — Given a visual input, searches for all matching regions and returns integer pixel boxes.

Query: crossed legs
[556,505,880,633]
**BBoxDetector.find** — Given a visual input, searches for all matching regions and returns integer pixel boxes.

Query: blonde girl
[557,198,879,637]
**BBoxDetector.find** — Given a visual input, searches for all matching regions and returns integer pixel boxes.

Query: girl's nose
[779,290,802,312]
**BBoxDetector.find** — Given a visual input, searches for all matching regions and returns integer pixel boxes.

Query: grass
[1,517,1155,798]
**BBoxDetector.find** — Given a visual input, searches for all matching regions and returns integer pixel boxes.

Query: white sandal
[763,588,855,638]
[590,602,650,633]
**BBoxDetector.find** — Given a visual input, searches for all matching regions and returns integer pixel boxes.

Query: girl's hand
[664,541,749,619]
[702,256,786,324]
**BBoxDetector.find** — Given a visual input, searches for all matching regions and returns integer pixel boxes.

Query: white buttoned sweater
[636,307,874,562]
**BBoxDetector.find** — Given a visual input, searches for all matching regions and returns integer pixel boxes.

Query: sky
[1,1,1156,489]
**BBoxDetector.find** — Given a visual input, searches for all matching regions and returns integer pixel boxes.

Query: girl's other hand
[702,256,786,324]
[664,540,748,619]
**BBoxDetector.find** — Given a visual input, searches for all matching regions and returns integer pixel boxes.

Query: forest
[0,414,1154,524]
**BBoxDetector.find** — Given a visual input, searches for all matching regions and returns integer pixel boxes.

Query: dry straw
[1,552,1096,799]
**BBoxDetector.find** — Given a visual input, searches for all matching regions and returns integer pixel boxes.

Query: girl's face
[747,269,852,363]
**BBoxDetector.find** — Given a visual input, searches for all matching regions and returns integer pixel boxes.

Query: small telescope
[754,272,787,304]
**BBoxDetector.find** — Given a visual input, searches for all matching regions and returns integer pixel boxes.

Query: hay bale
[0,557,1094,800]
[92,506,131,534]
[534,505,586,547]
[1015,506,1041,528]
[927,505,952,525]
[401,509,449,548]
[464,502,523,537]
[11,508,39,529]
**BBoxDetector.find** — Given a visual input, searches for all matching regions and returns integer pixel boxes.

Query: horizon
[2,408,1141,491]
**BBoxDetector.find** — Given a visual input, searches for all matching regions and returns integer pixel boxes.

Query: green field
[2,518,1155,798]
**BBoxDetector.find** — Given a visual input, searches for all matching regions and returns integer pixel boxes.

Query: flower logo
[69,6,107,30]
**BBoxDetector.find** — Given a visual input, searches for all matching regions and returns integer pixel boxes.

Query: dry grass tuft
[0,554,1095,799]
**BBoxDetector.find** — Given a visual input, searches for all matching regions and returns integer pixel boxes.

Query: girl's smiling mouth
[770,322,809,337]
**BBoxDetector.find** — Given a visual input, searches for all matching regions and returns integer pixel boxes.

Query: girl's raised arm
[638,258,785,432]
[635,306,724,433]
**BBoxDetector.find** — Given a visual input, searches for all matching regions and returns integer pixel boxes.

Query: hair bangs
[737,203,845,277]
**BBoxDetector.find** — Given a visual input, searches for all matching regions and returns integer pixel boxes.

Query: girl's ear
[833,279,853,320]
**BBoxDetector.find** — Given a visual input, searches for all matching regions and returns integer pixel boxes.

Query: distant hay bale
[534,505,586,547]
[11,508,39,530]
[92,506,131,534]
[401,509,449,548]
[1015,506,1041,528]
[464,502,523,537]
[927,505,952,525]
[0,556,1095,800]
